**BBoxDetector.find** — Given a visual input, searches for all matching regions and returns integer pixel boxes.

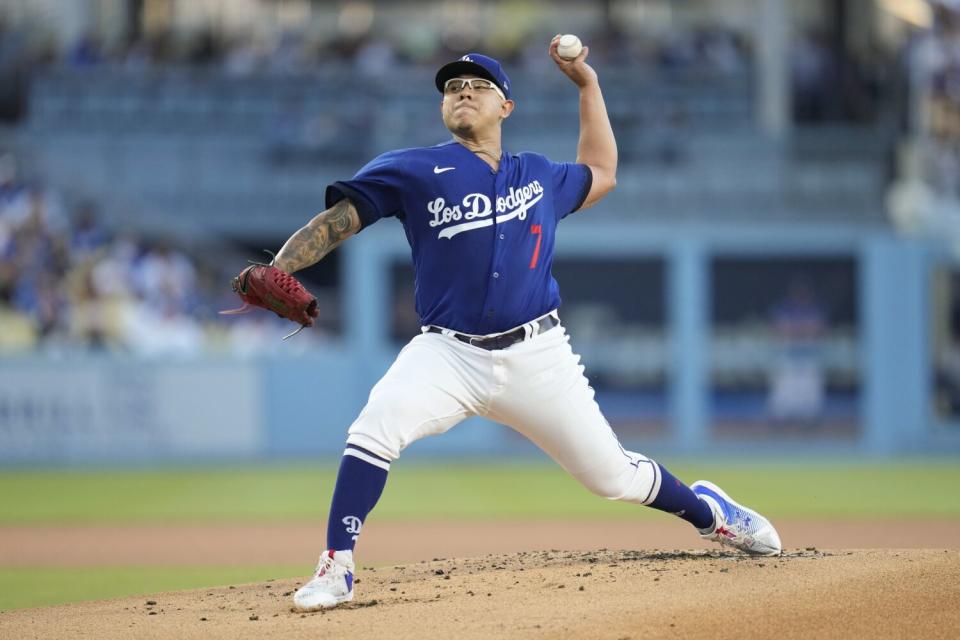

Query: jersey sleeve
[550,161,593,221]
[325,150,406,231]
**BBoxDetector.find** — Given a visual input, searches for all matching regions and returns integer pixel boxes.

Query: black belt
[426,312,559,351]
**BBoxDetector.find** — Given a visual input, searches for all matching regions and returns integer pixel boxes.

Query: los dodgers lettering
[429,180,544,239]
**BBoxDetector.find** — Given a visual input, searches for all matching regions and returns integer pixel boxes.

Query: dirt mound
[2,549,958,639]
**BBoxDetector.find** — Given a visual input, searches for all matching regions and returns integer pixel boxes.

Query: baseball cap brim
[435,61,503,95]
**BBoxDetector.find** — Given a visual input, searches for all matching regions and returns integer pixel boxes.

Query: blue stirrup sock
[648,463,715,530]
[326,444,390,552]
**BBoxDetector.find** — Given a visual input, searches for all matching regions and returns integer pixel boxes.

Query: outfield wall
[0,353,519,463]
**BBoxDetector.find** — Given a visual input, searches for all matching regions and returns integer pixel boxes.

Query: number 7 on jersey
[529,224,542,269]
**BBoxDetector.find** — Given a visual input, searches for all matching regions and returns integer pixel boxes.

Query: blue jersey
[326,141,592,335]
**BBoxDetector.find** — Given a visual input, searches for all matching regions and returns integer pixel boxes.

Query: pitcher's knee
[346,391,452,461]
[345,396,410,462]
[345,430,399,463]
[576,458,659,505]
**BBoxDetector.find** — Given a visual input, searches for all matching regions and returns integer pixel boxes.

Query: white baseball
[557,34,582,60]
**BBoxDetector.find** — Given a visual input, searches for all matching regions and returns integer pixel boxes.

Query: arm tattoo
[272,199,361,273]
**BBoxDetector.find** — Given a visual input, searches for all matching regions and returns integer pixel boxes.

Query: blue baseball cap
[435,53,511,100]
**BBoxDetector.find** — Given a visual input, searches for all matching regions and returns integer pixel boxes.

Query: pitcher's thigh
[347,337,475,461]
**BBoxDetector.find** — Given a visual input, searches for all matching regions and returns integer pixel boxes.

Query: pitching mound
[2,549,957,639]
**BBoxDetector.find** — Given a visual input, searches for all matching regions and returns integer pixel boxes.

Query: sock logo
[342,515,362,541]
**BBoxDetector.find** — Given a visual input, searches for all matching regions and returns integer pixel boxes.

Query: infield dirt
[3,519,959,567]
[2,548,958,639]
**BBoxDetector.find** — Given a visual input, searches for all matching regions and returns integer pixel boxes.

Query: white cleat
[691,480,782,556]
[293,549,355,611]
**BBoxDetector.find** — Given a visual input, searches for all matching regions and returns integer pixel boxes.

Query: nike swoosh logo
[434,166,455,174]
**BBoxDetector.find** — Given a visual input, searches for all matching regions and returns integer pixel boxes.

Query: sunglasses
[443,77,506,101]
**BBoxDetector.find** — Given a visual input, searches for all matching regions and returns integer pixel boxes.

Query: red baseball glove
[220,257,318,339]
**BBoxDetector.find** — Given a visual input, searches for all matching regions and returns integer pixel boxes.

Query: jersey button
[493,272,499,279]
[499,234,505,240]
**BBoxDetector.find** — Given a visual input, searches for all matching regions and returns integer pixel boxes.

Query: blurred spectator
[766,279,827,424]
[6,188,70,338]
[890,1,960,245]
[124,297,204,358]
[132,240,197,313]
[14,268,65,341]
[791,26,886,124]
[936,338,960,417]
[223,35,265,76]
[266,31,309,75]
[935,280,960,418]
[791,29,832,122]
[90,235,138,299]
[187,29,221,66]
[0,305,36,350]
[225,313,312,356]
[66,33,103,68]
[700,28,749,74]
[70,203,110,258]
[118,34,154,72]
[0,152,27,224]
[921,3,960,197]
[67,261,117,350]
[355,39,397,77]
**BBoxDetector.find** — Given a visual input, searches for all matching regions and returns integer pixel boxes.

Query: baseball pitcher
[228,36,781,610]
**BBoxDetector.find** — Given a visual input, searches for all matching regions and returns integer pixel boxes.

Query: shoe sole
[292,590,354,611]
[692,480,781,556]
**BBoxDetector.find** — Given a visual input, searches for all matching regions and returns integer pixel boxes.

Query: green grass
[1,460,959,523]
[0,565,301,612]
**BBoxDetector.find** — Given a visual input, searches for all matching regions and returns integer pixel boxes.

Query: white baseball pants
[345,314,662,505]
